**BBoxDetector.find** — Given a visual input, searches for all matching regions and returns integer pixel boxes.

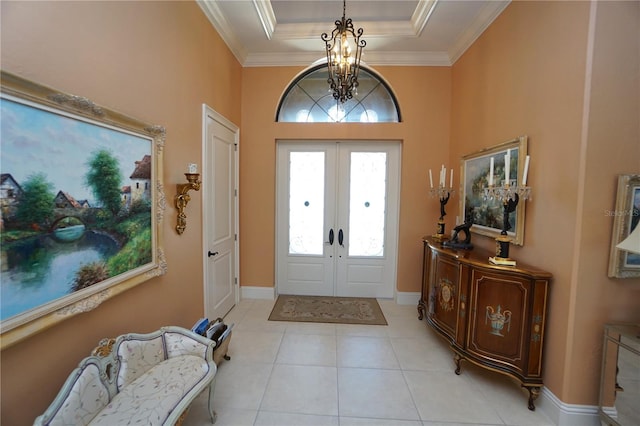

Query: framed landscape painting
[0,71,166,349]
[460,136,528,245]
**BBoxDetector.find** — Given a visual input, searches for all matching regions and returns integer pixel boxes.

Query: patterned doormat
[268,295,387,325]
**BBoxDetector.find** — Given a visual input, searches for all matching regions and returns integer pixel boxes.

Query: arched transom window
[276,64,401,123]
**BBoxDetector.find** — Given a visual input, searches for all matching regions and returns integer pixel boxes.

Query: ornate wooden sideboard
[418,237,552,410]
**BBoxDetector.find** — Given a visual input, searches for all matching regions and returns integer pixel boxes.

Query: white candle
[429,169,433,188]
[489,157,494,186]
[522,155,530,186]
[504,151,510,184]
[450,168,453,188]
[188,163,198,174]
[442,166,446,188]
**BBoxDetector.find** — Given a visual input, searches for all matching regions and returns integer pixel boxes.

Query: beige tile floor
[184,299,556,426]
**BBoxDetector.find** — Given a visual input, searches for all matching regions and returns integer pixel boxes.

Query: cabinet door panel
[527,280,548,377]
[468,270,529,372]
[429,256,460,341]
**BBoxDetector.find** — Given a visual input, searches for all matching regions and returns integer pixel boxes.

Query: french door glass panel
[348,152,387,257]
[288,152,325,255]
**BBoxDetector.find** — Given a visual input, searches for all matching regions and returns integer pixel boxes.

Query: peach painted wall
[450,0,640,406]
[571,0,640,406]
[0,1,241,424]
[239,66,451,293]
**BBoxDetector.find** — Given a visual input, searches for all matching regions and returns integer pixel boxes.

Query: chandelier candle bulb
[522,155,530,186]
[450,168,454,188]
[429,169,434,188]
[505,151,510,184]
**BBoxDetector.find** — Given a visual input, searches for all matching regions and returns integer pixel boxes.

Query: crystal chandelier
[321,0,366,103]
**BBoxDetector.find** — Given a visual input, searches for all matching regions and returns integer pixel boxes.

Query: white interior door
[276,141,400,298]
[203,105,238,319]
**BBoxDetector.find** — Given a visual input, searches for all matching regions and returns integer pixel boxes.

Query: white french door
[276,141,400,298]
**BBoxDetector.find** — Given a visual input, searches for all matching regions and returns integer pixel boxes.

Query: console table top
[423,236,552,279]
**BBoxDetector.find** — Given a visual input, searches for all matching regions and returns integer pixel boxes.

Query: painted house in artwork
[120,185,131,209]
[129,155,151,203]
[0,174,22,209]
[0,173,23,230]
[54,191,83,209]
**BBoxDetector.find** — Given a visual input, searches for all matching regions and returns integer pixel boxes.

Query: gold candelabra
[175,172,201,235]
[484,179,532,265]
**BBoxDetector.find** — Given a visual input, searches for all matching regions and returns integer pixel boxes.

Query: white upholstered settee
[34,326,217,426]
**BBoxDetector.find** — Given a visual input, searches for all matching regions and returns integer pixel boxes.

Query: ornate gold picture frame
[608,174,640,278]
[460,136,528,246]
[0,71,166,349]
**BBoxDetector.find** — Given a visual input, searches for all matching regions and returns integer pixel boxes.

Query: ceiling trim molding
[243,51,452,68]
[273,21,417,40]
[252,0,276,40]
[197,0,508,68]
[197,0,248,64]
[411,0,439,36]
[271,0,440,40]
[448,0,510,63]
[272,0,438,40]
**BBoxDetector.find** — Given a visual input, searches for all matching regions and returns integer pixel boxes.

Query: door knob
[328,229,334,245]
[338,229,344,247]
[208,251,219,257]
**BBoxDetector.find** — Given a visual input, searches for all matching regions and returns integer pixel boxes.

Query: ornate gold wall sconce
[175,164,201,234]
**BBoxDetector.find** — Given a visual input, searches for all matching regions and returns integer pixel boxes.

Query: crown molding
[271,0,438,39]
[252,0,276,40]
[197,0,248,64]
[273,20,417,40]
[243,50,452,68]
[198,0,507,68]
[411,0,438,36]
[448,0,510,63]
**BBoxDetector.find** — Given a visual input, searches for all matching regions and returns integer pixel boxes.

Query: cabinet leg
[417,301,425,320]
[454,353,462,375]
[524,386,540,411]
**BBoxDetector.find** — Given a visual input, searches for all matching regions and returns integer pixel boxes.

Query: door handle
[208,251,219,257]
[338,229,344,247]
[328,228,334,245]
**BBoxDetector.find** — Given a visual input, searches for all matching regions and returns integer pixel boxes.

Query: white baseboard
[539,387,600,426]
[240,286,275,300]
[395,291,421,305]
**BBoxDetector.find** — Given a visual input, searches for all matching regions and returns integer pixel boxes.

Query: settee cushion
[165,331,209,359]
[89,354,211,425]
[45,361,110,426]
[116,335,165,389]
